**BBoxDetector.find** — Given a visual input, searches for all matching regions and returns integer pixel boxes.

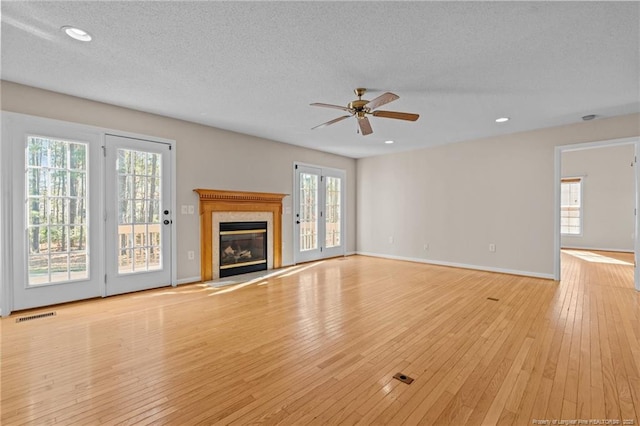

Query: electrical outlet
[188,205,195,214]
[187,250,195,260]
[389,236,394,244]
[489,243,496,252]
[424,243,429,251]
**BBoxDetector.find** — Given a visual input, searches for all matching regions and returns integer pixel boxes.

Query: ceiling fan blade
[364,92,399,111]
[312,115,351,130]
[372,110,420,121]
[357,117,373,136]
[310,103,352,112]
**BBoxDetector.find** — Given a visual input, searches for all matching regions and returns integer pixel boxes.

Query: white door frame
[0,112,177,316]
[293,162,347,264]
[0,114,12,316]
[553,136,639,291]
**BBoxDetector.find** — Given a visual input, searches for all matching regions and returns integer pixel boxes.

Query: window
[26,136,89,284]
[561,177,582,235]
[116,149,162,273]
[325,176,341,248]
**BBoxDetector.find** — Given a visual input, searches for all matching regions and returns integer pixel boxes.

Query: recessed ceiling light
[61,26,92,42]
[495,117,509,123]
[385,140,394,144]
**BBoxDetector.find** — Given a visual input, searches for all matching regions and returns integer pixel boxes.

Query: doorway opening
[554,137,639,291]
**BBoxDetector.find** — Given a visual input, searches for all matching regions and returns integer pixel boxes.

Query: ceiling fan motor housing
[349,99,370,118]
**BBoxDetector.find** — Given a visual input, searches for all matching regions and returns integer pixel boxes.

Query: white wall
[357,114,640,278]
[0,81,357,283]
[561,144,634,252]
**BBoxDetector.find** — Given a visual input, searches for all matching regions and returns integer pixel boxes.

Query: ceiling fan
[310,88,419,136]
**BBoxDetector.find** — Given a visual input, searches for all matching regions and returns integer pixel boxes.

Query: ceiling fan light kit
[310,88,419,136]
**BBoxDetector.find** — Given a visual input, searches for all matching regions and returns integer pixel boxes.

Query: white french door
[104,135,172,296]
[10,119,103,311]
[294,163,345,263]
[5,114,174,314]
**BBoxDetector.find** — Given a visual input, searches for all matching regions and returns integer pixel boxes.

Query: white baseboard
[561,246,633,253]
[176,276,201,285]
[355,251,555,280]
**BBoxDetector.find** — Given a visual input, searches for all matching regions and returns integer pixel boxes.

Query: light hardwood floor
[1,251,638,425]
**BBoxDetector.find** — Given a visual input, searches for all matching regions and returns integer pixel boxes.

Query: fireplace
[194,189,287,282]
[219,221,267,277]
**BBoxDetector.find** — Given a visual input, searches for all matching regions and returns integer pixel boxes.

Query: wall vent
[16,312,56,323]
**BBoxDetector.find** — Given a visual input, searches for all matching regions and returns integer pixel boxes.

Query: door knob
[163,219,171,225]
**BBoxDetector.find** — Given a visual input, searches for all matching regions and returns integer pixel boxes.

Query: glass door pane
[325,176,341,249]
[26,137,89,285]
[299,172,318,252]
[116,149,163,274]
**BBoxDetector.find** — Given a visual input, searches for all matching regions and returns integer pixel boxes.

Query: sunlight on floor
[134,262,329,298]
[563,250,633,266]
[207,261,326,295]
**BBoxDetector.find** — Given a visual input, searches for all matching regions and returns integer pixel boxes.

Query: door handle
[296,220,300,224]
[163,219,172,225]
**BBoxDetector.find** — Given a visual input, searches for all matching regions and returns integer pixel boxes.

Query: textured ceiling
[1,1,639,158]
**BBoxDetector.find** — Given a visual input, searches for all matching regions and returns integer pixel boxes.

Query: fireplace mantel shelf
[194,189,287,281]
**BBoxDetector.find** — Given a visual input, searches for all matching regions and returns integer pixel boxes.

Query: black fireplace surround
[219,221,267,278]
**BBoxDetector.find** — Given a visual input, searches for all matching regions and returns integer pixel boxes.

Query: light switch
[181,205,188,214]
[188,205,195,214]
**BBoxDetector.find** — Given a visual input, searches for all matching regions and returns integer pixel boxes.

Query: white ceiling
[2,1,639,158]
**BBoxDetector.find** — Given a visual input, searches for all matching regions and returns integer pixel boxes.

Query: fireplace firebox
[219,221,267,278]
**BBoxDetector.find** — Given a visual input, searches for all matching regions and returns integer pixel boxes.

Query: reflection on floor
[562,249,634,265]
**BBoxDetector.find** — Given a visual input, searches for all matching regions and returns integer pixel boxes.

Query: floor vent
[16,312,56,323]
[393,372,414,384]
[487,297,500,302]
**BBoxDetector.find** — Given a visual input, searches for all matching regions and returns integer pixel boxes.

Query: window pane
[70,253,88,280]
[27,197,47,226]
[26,137,88,285]
[134,176,146,199]
[147,153,161,178]
[134,248,148,270]
[49,140,68,169]
[117,148,163,274]
[69,226,87,251]
[299,173,318,251]
[69,143,86,170]
[134,151,147,175]
[560,179,582,235]
[119,249,133,273]
[325,176,341,248]
[49,198,69,225]
[28,256,49,285]
[117,149,132,174]
[69,172,86,197]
